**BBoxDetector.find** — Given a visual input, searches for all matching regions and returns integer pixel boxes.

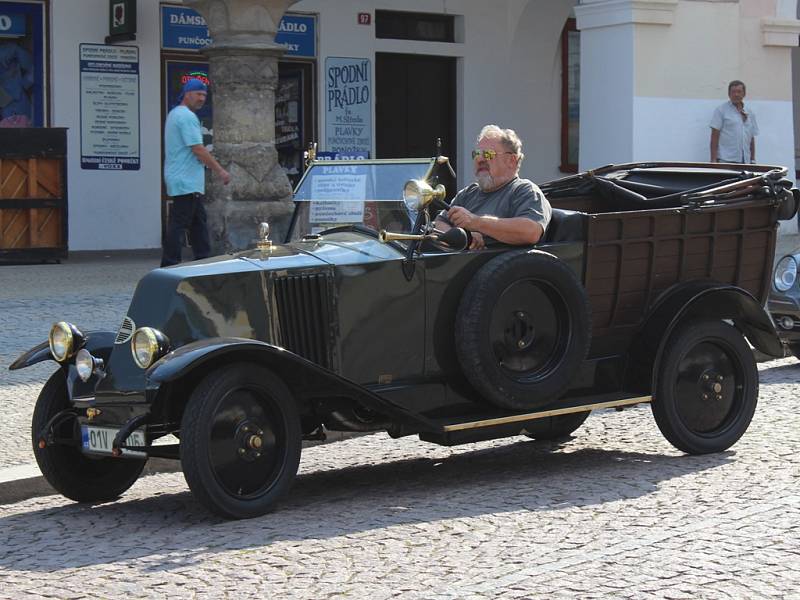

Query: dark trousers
[161,193,211,267]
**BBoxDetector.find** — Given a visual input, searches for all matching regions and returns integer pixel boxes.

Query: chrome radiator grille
[273,273,332,368]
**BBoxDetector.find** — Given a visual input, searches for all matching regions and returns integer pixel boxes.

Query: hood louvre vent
[115,316,135,344]
[274,273,332,369]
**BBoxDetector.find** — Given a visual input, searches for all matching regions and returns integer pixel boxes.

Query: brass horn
[378,230,427,243]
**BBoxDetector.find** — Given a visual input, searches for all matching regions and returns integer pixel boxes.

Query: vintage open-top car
[11,156,798,519]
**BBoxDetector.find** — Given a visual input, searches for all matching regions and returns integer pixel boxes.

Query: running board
[419,394,652,446]
[443,395,652,432]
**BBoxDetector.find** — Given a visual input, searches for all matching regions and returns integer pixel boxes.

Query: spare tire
[455,249,590,411]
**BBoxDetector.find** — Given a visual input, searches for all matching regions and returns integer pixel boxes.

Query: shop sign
[161,6,316,57]
[325,57,371,156]
[160,5,210,51]
[276,14,315,58]
[79,44,140,171]
[108,0,136,38]
[0,12,25,38]
[316,151,369,160]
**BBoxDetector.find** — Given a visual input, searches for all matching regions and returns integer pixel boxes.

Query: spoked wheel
[180,363,301,519]
[32,370,146,503]
[652,318,758,454]
[456,250,590,410]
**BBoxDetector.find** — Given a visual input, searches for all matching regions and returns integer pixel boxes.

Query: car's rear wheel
[32,370,146,502]
[522,411,591,441]
[652,318,758,454]
[180,363,302,519]
[455,250,591,411]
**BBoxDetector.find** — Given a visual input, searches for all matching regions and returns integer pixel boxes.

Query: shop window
[0,0,48,126]
[375,10,454,43]
[560,18,579,173]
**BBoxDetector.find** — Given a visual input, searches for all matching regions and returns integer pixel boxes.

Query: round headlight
[131,327,170,369]
[774,256,797,292]
[49,321,84,362]
[75,348,96,382]
[403,180,424,211]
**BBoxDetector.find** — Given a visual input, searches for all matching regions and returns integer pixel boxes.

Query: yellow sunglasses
[471,149,515,160]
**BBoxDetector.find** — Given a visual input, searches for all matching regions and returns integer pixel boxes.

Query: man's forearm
[192,145,225,175]
[475,216,542,245]
[710,129,720,162]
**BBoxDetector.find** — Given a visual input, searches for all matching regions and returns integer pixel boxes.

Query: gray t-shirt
[439,177,551,240]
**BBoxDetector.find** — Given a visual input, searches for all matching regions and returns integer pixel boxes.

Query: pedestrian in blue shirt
[161,78,230,267]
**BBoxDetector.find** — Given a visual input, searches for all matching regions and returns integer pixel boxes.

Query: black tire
[652,318,758,454]
[455,250,591,410]
[788,343,800,360]
[523,411,591,441]
[32,370,146,503]
[180,363,302,519]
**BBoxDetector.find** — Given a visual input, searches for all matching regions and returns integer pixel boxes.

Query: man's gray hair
[477,124,525,170]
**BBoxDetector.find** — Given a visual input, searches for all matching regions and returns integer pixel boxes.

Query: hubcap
[490,279,569,381]
[676,343,740,434]
[209,388,285,497]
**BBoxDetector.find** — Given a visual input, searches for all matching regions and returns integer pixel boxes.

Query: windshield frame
[285,157,438,243]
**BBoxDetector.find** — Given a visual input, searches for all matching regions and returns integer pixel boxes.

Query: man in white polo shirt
[709,80,759,164]
[161,78,231,267]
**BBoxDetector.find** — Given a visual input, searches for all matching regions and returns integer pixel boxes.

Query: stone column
[185,0,297,253]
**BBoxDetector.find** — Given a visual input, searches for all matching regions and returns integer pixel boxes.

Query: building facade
[2,0,799,251]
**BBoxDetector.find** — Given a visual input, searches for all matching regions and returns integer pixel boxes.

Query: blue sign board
[275,14,315,58]
[316,151,370,160]
[0,12,25,38]
[160,5,211,51]
[161,6,315,57]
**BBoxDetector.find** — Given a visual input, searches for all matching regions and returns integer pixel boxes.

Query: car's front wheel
[32,370,146,502]
[652,318,758,454]
[180,363,302,519]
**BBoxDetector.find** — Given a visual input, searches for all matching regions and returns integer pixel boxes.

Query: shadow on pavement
[0,438,732,572]
[758,359,800,384]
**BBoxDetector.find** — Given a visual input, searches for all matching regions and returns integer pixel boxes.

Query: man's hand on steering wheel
[447,206,479,230]
[469,231,485,250]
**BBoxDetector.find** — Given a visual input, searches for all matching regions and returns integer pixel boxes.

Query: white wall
[577,22,634,170]
[50,0,163,251]
[632,97,795,170]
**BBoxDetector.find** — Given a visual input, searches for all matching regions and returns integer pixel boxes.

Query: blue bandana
[180,78,207,99]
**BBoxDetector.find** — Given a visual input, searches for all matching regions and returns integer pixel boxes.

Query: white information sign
[309,174,367,223]
[80,44,140,170]
[325,57,372,156]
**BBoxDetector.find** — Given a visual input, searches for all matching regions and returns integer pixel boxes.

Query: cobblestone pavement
[0,359,798,598]
[1,250,800,597]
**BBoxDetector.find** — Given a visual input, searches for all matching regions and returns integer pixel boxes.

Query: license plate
[81,425,146,458]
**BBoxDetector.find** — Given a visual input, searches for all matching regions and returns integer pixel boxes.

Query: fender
[9,331,117,371]
[9,332,118,400]
[629,281,783,390]
[146,337,439,432]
